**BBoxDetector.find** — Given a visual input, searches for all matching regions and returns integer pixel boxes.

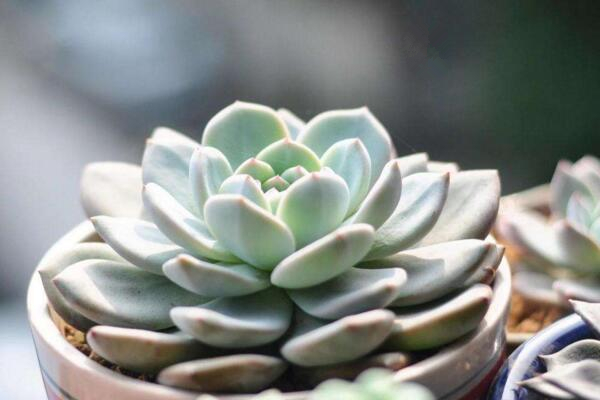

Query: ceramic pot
[488,314,590,400]
[29,221,512,400]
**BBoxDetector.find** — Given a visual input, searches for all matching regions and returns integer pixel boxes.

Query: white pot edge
[28,220,511,400]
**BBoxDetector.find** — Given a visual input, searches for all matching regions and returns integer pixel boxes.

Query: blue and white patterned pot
[488,313,591,400]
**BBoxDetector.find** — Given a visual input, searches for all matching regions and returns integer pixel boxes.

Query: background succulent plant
[498,156,600,307]
[39,101,502,394]
[520,301,600,399]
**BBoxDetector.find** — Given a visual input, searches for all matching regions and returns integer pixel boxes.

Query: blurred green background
[0,1,598,397]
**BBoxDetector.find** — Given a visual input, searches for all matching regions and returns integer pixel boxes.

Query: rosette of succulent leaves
[520,301,600,399]
[40,102,503,394]
[200,368,434,400]
[498,156,600,307]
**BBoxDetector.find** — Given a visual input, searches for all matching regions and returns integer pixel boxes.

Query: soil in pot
[498,241,568,350]
[506,293,565,340]
[49,307,155,382]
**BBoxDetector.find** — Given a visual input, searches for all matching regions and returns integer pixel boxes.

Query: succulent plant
[198,368,435,400]
[39,102,503,394]
[497,156,600,306]
[520,301,600,399]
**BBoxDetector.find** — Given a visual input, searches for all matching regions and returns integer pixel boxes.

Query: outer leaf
[566,194,594,231]
[281,310,394,366]
[555,279,600,303]
[151,127,198,146]
[385,284,491,351]
[520,376,575,400]
[163,254,270,297]
[53,260,209,330]
[297,107,394,185]
[277,172,350,248]
[541,339,600,371]
[321,139,372,216]
[256,139,321,174]
[551,160,594,217]
[158,354,287,393]
[572,155,600,198]
[462,244,505,287]
[288,267,406,319]
[417,170,500,246]
[512,270,563,306]
[87,326,214,374]
[143,183,238,262]
[234,158,276,182]
[397,153,428,176]
[92,217,184,275]
[38,243,124,331]
[171,287,293,348]
[81,162,143,218]
[218,174,269,211]
[202,102,289,169]
[554,221,600,274]
[541,360,600,400]
[363,240,492,307]
[500,212,600,274]
[204,194,296,270]
[142,138,197,214]
[572,301,600,337]
[278,108,305,139]
[350,159,402,230]
[189,146,233,218]
[365,172,449,259]
[271,224,375,289]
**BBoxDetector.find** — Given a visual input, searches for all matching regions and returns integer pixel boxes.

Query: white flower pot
[28,221,511,400]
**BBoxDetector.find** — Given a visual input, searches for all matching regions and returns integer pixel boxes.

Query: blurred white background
[0,1,598,398]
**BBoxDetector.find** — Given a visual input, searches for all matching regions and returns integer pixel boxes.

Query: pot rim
[28,220,511,400]
[488,313,590,400]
